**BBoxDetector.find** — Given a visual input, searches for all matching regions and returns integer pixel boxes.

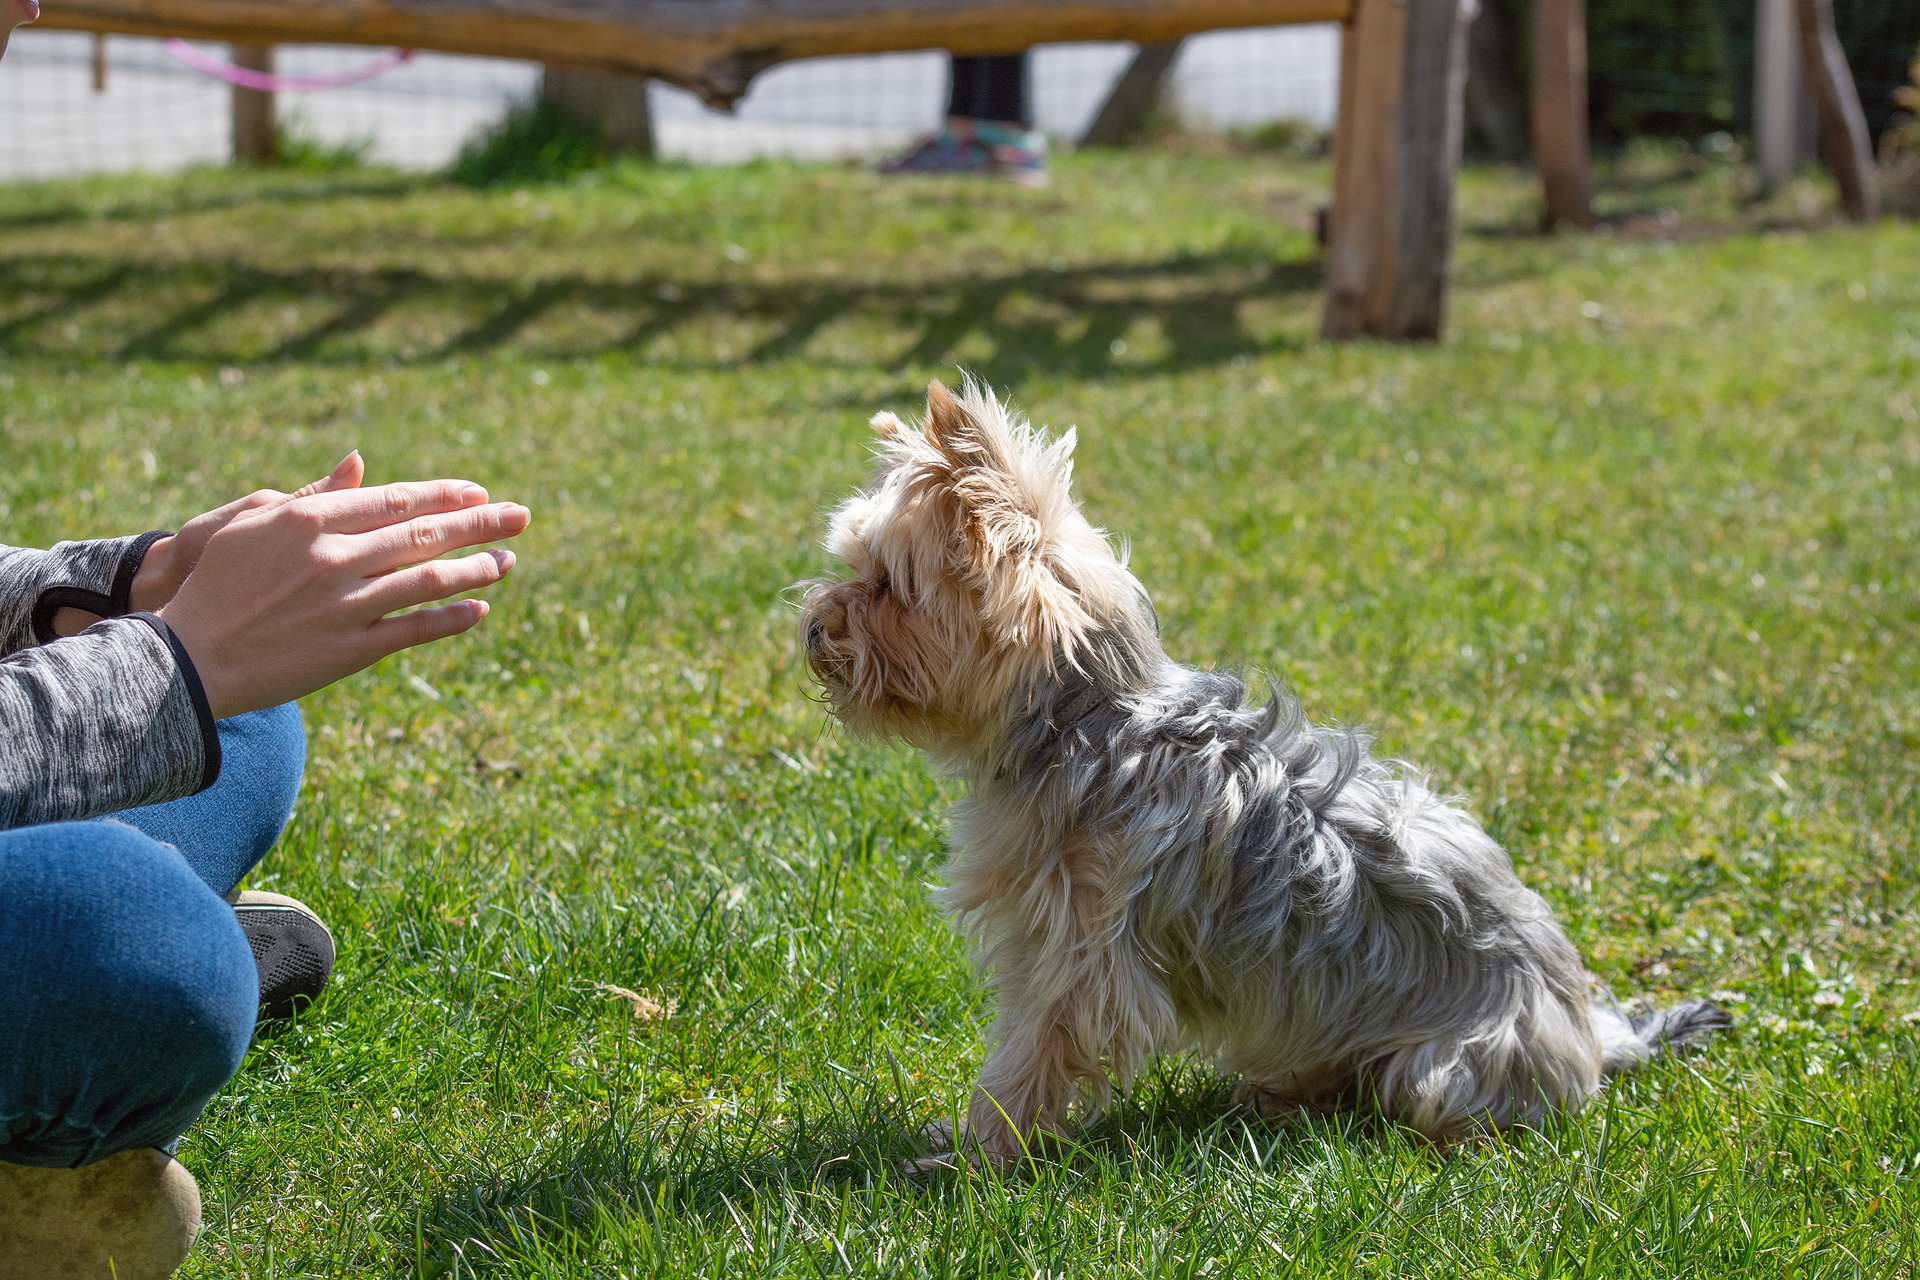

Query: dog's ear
[870,409,914,444]
[924,380,1006,470]
[921,382,1098,653]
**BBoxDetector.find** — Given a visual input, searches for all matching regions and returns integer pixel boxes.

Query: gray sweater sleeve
[1,531,220,829]
[0,533,171,657]
[0,613,220,830]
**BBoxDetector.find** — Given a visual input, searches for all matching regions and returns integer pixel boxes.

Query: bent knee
[7,822,257,1084]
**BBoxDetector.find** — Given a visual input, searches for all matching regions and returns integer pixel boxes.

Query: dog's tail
[1592,993,1733,1075]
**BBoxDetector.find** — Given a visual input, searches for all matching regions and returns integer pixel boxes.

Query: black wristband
[126,611,223,795]
[111,530,173,616]
[28,531,174,645]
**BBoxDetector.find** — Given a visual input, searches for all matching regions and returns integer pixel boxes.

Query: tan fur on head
[800,379,1155,760]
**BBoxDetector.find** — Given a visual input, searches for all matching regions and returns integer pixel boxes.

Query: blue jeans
[0,704,306,1168]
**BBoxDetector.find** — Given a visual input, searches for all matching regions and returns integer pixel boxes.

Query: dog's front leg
[961,997,1086,1167]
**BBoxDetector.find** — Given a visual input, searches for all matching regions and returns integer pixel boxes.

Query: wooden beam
[1322,0,1471,341]
[37,0,1350,108]
[229,43,275,164]
[543,67,656,158]
[1793,0,1877,222]
[1079,41,1181,148]
[1530,0,1592,231]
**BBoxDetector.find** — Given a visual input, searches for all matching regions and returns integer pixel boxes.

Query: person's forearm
[0,534,170,656]
[0,616,218,830]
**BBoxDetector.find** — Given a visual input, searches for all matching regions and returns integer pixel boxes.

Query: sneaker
[227,890,335,1021]
[0,1148,202,1279]
[879,118,1049,187]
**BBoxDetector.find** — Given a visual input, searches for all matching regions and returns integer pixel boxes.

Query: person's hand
[51,452,366,637]
[130,450,368,613]
[156,478,531,720]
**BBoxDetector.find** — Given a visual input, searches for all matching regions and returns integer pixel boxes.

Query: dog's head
[800,379,1157,757]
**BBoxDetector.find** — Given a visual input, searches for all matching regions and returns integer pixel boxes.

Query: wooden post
[1531,0,1593,230]
[1753,0,1804,192]
[1322,0,1472,342]
[1079,41,1182,147]
[541,66,656,157]
[230,43,276,164]
[91,32,108,92]
[1793,0,1877,221]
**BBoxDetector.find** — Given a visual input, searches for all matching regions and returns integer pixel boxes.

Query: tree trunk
[1531,0,1593,231]
[1793,0,1878,221]
[1322,0,1472,342]
[1753,0,1805,192]
[1079,41,1182,148]
[1464,1,1526,164]
[230,44,275,164]
[542,67,656,157]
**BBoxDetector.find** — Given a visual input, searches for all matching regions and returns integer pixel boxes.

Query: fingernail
[501,503,531,521]
[461,483,489,503]
[471,599,491,619]
[490,549,515,572]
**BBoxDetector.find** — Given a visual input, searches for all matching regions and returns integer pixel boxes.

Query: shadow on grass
[0,250,1325,386]
[0,171,430,232]
[411,1063,1402,1275]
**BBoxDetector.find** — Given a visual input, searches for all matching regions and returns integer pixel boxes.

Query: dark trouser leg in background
[949,54,1030,128]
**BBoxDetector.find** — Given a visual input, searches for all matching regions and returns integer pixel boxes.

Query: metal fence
[0,26,1341,181]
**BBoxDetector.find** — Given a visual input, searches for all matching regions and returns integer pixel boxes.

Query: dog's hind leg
[1233,1064,1358,1127]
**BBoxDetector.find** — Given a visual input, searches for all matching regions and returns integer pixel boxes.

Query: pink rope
[164,39,414,92]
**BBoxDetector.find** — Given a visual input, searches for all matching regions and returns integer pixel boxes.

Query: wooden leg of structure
[542,67,656,158]
[230,44,275,164]
[1531,0,1593,231]
[1079,41,1182,148]
[1793,0,1877,222]
[1322,0,1471,342]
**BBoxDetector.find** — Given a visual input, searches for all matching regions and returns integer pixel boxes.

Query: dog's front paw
[903,1148,965,1176]
[900,1119,963,1177]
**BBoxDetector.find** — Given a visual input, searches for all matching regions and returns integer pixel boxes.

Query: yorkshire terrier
[800,379,1729,1167]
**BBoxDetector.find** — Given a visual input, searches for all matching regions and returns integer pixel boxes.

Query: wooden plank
[37,0,1351,107]
[1321,0,1405,339]
[1793,0,1878,222]
[543,67,656,158]
[1387,0,1471,337]
[1530,0,1592,231]
[229,43,274,163]
[1079,40,1181,148]
[1323,0,1469,341]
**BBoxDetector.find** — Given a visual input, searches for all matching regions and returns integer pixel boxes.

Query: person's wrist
[153,601,239,721]
[128,536,179,612]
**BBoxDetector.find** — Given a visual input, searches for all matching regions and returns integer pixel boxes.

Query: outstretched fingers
[359,502,532,572]
[307,478,494,535]
[368,599,491,655]
[293,450,365,499]
[357,548,515,617]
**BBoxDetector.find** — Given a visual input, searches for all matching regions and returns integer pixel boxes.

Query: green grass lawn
[3,148,1918,1277]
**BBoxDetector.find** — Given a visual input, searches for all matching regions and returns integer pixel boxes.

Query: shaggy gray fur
[977,658,1730,1134]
